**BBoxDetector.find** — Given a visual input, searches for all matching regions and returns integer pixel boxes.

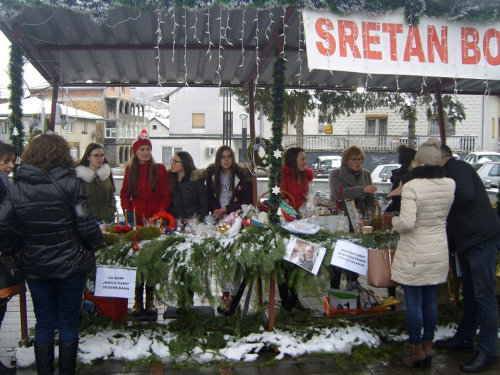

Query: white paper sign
[303,9,500,80]
[284,236,326,276]
[330,240,368,276]
[94,266,137,299]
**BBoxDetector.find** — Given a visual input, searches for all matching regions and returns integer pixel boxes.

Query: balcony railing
[283,135,478,153]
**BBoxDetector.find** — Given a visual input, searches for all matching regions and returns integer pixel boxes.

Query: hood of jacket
[191,168,207,181]
[407,165,445,180]
[75,163,111,183]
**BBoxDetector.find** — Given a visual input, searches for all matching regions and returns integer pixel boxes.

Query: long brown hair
[168,151,196,195]
[0,141,19,164]
[22,133,73,174]
[283,147,305,184]
[127,154,158,196]
[77,143,115,191]
[212,145,236,202]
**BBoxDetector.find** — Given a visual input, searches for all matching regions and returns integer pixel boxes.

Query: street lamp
[239,112,248,162]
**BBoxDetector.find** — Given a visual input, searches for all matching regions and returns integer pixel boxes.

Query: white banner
[95,266,137,299]
[331,240,368,275]
[303,9,500,80]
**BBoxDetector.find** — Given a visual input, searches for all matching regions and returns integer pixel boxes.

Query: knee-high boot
[145,287,156,314]
[132,287,143,316]
[59,340,78,375]
[34,342,55,375]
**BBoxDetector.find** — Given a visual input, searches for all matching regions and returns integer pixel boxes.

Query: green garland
[268,48,286,225]
[95,227,398,308]
[8,42,25,155]
[2,1,499,25]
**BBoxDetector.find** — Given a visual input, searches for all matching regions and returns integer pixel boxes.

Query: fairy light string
[155,6,163,87]
[238,9,246,68]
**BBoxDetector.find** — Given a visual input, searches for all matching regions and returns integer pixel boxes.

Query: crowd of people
[0,132,499,374]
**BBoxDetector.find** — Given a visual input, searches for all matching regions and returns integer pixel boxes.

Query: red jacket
[280,165,314,210]
[120,162,171,225]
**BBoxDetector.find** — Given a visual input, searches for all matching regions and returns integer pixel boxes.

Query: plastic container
[83,290,128,323]
[323,296,388,316]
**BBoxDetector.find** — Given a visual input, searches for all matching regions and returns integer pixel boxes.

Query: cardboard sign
[284,236,326,275]
[331,239,368,276]
[95,266,137,299]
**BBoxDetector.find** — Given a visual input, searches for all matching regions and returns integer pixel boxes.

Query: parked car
[371,164,400,183]
[311,155,342,178]
[464,151,500,170]
[476,162,500,188]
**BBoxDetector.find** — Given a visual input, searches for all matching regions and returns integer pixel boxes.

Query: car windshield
[478,155,500,162]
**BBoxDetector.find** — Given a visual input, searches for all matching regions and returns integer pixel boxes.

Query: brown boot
[422,340,433,369]
[131,287,143,316]
[403,344,426,370]
[145,287,156,314]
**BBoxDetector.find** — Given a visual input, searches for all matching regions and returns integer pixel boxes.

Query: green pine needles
[8,43,25,155]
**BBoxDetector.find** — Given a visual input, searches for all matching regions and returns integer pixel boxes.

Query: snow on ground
[13,323,462,367]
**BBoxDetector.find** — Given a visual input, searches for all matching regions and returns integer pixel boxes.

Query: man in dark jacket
[436,145,500,373]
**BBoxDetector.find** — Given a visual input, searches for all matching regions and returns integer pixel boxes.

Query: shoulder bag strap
[48,174,72,207]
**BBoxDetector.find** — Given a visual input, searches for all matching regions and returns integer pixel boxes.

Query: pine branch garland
[8,43,25,155]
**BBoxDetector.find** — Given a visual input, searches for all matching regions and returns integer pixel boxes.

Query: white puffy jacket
[391,166,455,286]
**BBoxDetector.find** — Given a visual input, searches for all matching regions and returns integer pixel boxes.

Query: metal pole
[239,112,248,162]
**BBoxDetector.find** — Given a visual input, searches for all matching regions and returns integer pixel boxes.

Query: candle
[116,210,119,225]
[337,183,343,210]
[124,209,127,225]
[133,208,137,227]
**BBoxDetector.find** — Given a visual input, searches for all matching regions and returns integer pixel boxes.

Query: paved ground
[1,281,499,375]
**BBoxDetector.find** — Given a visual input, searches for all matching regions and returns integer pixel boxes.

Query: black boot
[59,340,79,375]
[0,359,16,374]
[34,342,55,375]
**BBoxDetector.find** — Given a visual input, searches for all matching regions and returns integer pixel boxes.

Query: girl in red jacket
[279,147,314,312]
[120,130,171,315]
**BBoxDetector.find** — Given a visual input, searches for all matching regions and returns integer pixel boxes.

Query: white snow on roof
[0,97,102,120]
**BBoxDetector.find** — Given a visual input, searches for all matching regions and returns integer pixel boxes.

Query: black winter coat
[168,169,209,221]
[385,166,411,212]
[0,165,102,280]
[443,158,500,252]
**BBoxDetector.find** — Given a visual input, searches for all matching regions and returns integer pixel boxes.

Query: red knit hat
[132,129,152,154]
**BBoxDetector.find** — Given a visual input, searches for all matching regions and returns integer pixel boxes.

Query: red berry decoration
[132,244,139,251]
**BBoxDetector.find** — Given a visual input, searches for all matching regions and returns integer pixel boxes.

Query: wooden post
[435,88,446,145]
[50,83,58,132]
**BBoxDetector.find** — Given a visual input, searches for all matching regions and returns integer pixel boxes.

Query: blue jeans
[455,234,500,356]
[403,284,439,345]
[27,273,87,345]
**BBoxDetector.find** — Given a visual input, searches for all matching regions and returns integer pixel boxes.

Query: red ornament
[132,244,139,251]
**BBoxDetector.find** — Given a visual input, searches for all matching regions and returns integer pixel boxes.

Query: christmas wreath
[247,136,271,168]
[150,212,176,229]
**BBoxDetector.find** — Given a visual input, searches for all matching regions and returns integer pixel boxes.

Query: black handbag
[0,251,26,303]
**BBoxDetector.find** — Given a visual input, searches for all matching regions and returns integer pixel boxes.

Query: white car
[464,151,500,165]
[476,162,500,188]
[371,164,400,183]
[311,155,342,177]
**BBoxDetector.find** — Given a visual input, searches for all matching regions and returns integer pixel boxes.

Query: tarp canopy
[1,1,499,95]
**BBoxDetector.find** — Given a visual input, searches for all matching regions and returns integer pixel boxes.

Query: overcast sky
[0,32,48,98]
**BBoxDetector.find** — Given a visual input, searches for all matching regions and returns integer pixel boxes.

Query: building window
[107,104,113,114]
[162,146,184,165]
[1,121,7,134]
[192,113,205,128]
[366,117,387,135]
[81,123,87,134]
[105,122,116,138]
[68,122,75,134]
[69,147,78,159]
[152,124,157,130]
[119,124,124,138]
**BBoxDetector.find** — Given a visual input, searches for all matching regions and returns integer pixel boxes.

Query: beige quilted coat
[391,175,455,286]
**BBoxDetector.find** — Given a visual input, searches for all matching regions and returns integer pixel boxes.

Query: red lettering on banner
[339,20,361,58]
[382,23,403,61]
[315,18,336,56]
[404,26,426,62]
[427,25,448,63]
[462,27,480,64]
[362,22,382,60]
[483,28,500,66]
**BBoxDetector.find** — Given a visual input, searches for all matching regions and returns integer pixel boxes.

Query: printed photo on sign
[331,239,368,276]
[284,236,326,275]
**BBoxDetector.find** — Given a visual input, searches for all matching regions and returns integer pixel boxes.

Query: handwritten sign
[330,240,368,276]
[95,266,137,299]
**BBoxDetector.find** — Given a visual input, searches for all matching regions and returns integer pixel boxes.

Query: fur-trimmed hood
[408,165,445,180]
[75,163,111,183]
[190,168,207,181]
[205,163,252,181]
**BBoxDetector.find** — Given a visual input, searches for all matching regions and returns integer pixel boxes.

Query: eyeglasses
[90,154,105,159]
[349,158,364,163]
[170,158,182,164]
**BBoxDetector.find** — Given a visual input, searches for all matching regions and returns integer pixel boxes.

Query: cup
[362,226,373,234]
